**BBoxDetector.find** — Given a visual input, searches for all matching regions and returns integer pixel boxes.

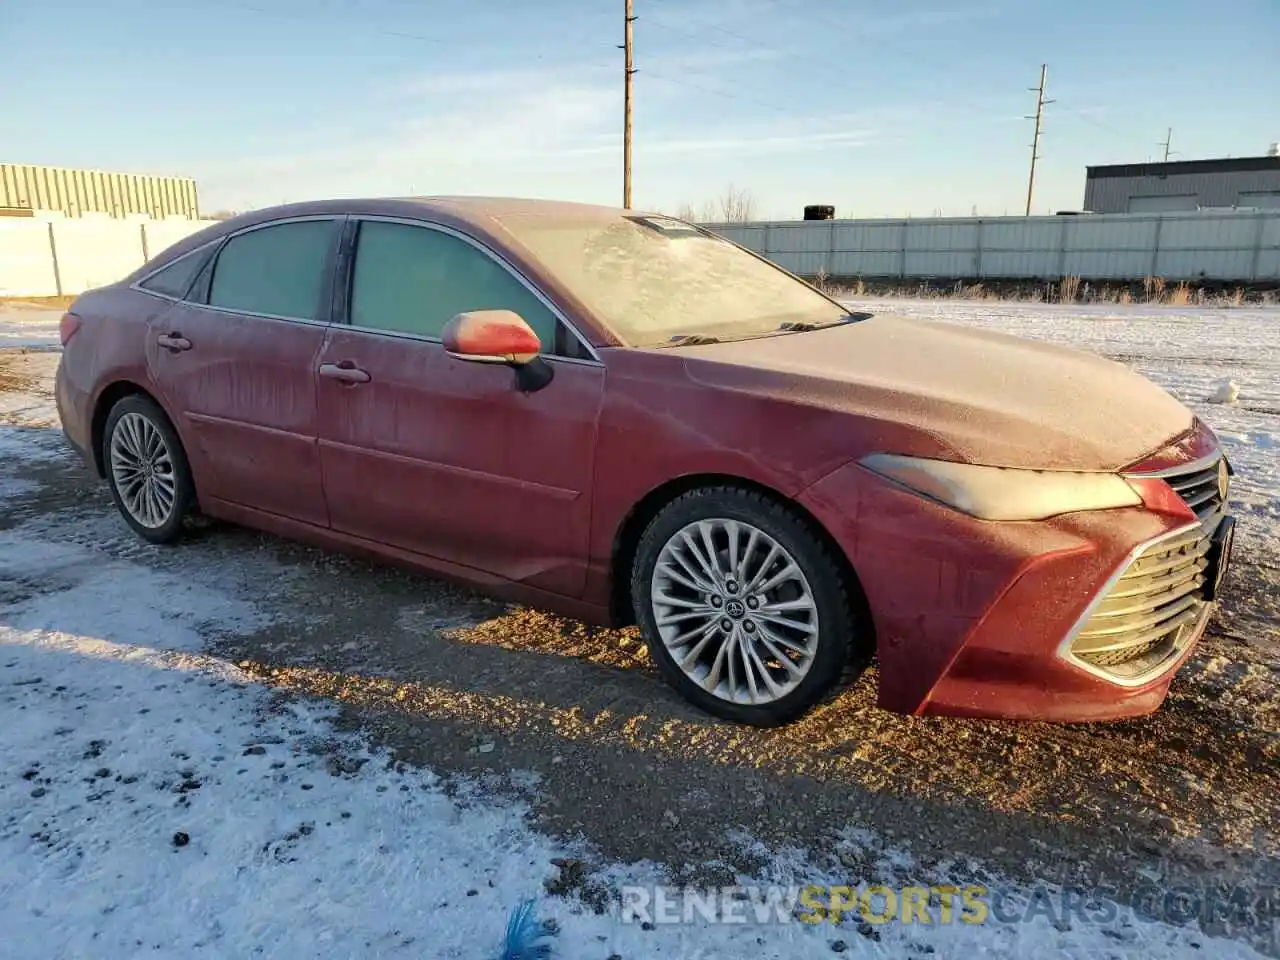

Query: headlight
[859,453,1143,521]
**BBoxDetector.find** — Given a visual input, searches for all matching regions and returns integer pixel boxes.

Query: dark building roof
[1086,156,1280,180]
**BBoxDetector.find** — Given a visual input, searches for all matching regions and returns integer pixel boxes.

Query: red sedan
[54,197,1235,726]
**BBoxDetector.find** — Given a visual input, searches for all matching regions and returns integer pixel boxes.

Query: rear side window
[349,220,559,345]
[138,245,214,299]
[209,220,336,320]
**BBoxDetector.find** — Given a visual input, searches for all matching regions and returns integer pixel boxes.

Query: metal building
[0,163,200,219]
[1083,155,1280,214]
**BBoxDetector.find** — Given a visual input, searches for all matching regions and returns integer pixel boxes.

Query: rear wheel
[631,486,859,726]
[102,395,195,544]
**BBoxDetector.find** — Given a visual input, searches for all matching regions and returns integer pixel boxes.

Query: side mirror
[441,309,554,393]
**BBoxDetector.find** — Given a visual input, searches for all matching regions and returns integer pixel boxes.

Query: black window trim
[335,214,603,366]
[179,214,347,327]
[130,239,224,303]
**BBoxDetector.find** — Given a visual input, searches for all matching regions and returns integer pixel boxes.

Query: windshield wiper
[657,333,721,347]
[776,313,870,333]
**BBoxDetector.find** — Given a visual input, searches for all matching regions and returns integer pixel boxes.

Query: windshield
[493,212,852,347]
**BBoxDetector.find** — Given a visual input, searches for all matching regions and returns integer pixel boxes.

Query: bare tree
[717,185,756,223]
[674,188,756,224]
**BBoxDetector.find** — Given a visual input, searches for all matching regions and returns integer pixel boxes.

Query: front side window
[208,219,336,320]
[138,245,215,299]
[348,220,559,347]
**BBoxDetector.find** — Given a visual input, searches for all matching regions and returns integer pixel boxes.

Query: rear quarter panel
[59,285,181,468]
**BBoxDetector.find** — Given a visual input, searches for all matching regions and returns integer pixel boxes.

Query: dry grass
[827,278,1278,308]
[0,295,76,309]
[1058,275,1081,304]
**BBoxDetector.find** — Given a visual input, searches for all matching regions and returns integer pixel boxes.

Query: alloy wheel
[108,412,178,530]
[650,518,820,705]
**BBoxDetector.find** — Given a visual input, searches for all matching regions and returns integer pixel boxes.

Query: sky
[2,0,1278,220]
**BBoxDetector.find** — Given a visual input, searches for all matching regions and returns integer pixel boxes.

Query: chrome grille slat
[1181,486,1219,511]
[1124,538,1211,578]
[1074,592,1202,642]
[1075,607,1201,657]
[1167,467,1217,491]
[1123,529,1202,556]
[1105,561,1206,602]
[1171,479,1216,499]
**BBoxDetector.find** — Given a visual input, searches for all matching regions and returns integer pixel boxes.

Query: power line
[642,13,762,55]
[642,0,775,47]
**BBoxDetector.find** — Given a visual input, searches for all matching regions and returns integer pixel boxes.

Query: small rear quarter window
[139,246,216,299]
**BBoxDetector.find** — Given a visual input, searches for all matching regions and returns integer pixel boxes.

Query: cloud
[194,66,624,207]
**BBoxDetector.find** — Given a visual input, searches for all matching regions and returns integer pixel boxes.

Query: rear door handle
[318,361,371,384]
[157,332,192,352]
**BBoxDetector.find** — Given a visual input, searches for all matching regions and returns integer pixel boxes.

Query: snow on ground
[2,302,1278,958]
[0,303,62,349]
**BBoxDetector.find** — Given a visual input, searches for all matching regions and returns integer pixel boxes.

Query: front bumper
[799,453,1228,722]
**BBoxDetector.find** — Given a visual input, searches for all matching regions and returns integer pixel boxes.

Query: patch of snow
[1209,379,1241,404]
[0,392,59,427]
[0,425,73,507]
[0,304,62,349]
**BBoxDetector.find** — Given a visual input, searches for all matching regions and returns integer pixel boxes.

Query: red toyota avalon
[54,197,1235,726]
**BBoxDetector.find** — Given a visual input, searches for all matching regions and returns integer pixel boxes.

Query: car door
[315,217,605,598]
[145,216,340,528]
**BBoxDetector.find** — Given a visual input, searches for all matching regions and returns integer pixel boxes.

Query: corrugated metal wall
[1084,169,1280,213]
[0,164,200,219]
[705,211,1280,282]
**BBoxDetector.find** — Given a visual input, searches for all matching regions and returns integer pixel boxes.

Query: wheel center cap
[725,599,746,619]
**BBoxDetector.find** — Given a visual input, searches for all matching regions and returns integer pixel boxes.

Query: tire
[631,486,860,726]
[101,394,196,545]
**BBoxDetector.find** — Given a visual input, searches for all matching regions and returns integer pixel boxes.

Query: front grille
[1069,526,1211,679]
[1161,457,1228,528]
[1066,453,1229,682]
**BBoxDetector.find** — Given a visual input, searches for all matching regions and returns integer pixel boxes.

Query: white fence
[0,216,218,298]
[706,210,1280,282]
[6,209,1278,298]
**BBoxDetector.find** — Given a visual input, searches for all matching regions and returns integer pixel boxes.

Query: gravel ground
[2,327,1278,953]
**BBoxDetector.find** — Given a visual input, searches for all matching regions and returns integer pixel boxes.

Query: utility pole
[622,0,636,208]
[1160,127,1174,162]
[1024,63,1053,216]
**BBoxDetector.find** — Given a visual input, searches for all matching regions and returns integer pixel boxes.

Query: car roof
[207,196,667,235]
[403,195,654,224]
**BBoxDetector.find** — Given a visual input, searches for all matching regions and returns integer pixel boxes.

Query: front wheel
[102,394,196,545]
[631,486,861,726]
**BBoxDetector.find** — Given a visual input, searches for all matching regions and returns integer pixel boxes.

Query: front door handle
[157,332,192,352]
[318,361,371,384]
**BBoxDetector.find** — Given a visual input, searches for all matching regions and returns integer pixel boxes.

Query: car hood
[675,315,1194,471]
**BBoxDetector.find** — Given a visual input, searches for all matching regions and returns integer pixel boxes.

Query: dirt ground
[3,347,1278,952]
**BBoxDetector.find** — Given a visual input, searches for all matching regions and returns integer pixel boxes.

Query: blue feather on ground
[496,898,557,960]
